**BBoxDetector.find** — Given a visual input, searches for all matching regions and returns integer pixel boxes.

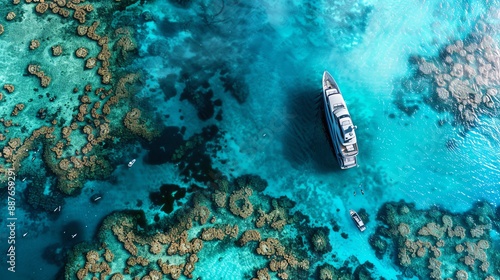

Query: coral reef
[238,229,261,246]
[255,198,290,231]
[35,2,49,14]
[75,47,88,58]
[371,201,500,279]
[6,12,16,21]
[113,27,138,65]
[123,108,157,141]
[27,64,51,87]
[29,39,40,50]
[4,84,14,93]
[0,0,164,194]
[396,13,500,128]
[51,45,63,56]
[85,57,97,69]
[315,258,377,280]
[65,174,321,279]
[228,187,254,218]
[11,103,25,116]
[416,36,500,126]
[309,228,331,253]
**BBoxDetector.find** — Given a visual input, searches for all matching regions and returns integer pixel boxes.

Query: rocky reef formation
[395,10,500,128]
[0,1,159,195]
[65,174,319,279]
[416,35,500,127]
[316,258,377,280]
[370,200,500,279]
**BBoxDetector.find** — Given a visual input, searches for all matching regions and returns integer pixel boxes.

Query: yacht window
[326,89,338,95]
[344,125,353,134]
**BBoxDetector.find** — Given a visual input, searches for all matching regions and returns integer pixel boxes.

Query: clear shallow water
[1,0,500,279]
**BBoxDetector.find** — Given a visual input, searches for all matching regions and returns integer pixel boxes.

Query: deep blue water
[1,0,500,279]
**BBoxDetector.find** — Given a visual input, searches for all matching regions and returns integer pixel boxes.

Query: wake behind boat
[322,71,359,169]
[350,209,366,232]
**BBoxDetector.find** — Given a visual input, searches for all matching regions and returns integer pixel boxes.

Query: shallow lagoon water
[1,0,500,279]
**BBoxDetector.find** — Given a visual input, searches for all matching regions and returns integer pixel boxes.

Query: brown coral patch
[77,25,88,36]
[6,12,16,21]
[35,3,49,14]
[212,190,227,208]
[30,40,40,50]
[85,57,97,69]
[418,222,445,239]
[200,227,225,241]
[228,187,254,219]
[59,159,71,171]
[8,138,21,149]
[238,230,261,246]
[256,238,284,256]
[40,75,51,87]
[398,223,411,236]
[52,45,63,56]
[75,47,89,58]
[4,84,14,93]
[73,7,87,24]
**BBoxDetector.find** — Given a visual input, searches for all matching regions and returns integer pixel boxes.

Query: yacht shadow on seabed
[282,87,339,172]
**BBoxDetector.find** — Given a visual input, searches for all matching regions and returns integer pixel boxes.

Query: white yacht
[350,209,366,232]
[322,71,359,169]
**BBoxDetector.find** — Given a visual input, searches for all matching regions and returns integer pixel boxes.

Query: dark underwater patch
[42,243,67,266]
[149,184,186,214]
[159,74,178,101]
[144,126,184,165]
[60,221,84,246]
[26,179,66,213]
[179,75,216,121]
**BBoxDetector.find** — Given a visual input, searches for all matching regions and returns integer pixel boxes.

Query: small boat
[350,209,366,232]
[128,159,136,168]
[322,71,359,169]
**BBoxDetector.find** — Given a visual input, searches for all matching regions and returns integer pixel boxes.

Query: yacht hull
[322,71,358,169]
[350,209,366,232]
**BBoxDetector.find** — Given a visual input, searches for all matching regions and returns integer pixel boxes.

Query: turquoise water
[1,0,500,279]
